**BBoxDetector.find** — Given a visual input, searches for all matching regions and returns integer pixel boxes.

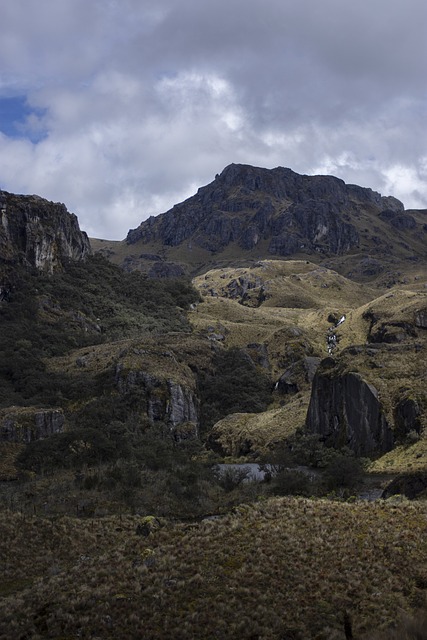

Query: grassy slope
[189,260,427,468]
[0,497,426,640]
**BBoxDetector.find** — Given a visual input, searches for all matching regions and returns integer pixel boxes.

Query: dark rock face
[394,398,422,439]
[115,366,199,432]
[0,408,65,443]
[379,209,417,230]
[127,163,409,257]
[415,308,427,329]
[382,473,427,500]
[306,368,394,457]
[276,356,321,394]
[269,201,359,256]
[0,190,91,272]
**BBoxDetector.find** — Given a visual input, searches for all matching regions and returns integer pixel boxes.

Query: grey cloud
[0,0,426,239]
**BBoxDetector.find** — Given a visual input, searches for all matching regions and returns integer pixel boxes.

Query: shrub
[269,469,312,496]
[215,466,252,492]
[324,453,364,491]
[198,347,272,432]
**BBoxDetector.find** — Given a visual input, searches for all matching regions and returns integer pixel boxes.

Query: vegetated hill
[1,180,427,639]
[91,163,427,285]
[187,258,427,469]
[0,193,203,483]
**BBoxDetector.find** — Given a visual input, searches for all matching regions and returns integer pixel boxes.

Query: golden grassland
[210,395,309,456]
[0,497,426,639]
[190,264,427,468]
[336,288,427,349]
[193,260,374,309]
[369,436,427,474]
[47,333,214,389]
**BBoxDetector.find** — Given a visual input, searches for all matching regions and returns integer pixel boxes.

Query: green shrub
[323,453,364,491]
[269,469,312,496]
[198,347,272,432]
[17,428,117,473]
[0,257,199,408]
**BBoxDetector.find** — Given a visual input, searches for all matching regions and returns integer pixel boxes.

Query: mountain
[93,164,427,284]
[0,170,427,639]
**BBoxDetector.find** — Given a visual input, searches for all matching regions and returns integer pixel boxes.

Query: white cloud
[0,0,426,239]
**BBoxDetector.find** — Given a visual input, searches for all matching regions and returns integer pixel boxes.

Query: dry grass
[0,497,426,639]
[190,262,427,471]
[369,436,427,474]
[210,395,309,456]
[47,333,213,388]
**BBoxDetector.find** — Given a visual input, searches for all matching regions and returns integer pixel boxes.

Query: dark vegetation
[0,254,199,408]
[198,346,272,433]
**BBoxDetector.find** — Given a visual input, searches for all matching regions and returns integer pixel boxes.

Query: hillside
[184,258,427,468]
[0,170,427,639]
[1,498,427,640]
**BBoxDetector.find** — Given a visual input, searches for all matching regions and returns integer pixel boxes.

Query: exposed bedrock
[306,368,394,457]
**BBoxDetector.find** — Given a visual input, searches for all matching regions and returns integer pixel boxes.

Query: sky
[0,0,426,240]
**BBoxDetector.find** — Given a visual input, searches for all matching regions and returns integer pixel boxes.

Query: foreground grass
[0,497,426,639]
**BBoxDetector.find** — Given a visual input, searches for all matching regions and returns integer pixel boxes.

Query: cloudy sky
[0,0,426,239]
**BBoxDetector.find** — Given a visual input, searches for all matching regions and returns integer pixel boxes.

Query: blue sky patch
[0,96,47,143]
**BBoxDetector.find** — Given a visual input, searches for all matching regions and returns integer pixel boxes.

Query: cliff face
[0,190,91,272]
[115,366,199,439]
[126,163,405,259]
[104,337,212,440]
[0,407,65,443]
[306,367,394,457]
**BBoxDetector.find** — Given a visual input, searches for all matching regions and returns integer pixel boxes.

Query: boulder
[382,473,427,500]
[394,397,422,439]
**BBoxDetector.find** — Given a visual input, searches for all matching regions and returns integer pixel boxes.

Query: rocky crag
[0,190,91,272]
[108,163,427,282]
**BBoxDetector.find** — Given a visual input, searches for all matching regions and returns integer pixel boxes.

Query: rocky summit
[104,163,427,281]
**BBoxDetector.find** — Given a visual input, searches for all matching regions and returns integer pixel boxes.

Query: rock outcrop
[0,190,91,272]
[0,407,65,443]
[115,365,199,438]
[382,473,427,499]
[306,366,394,457]
[276,356,321,395]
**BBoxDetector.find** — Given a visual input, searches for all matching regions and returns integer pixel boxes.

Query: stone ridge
[126,163,404,257]
[0,190,91,272]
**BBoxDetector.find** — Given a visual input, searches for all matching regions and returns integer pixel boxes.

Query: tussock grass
[369,435,427,474]
[0,497,426,639]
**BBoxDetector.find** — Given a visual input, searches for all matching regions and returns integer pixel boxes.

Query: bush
[17,428,118,473]
[269,469,312,496]
[198,347,272,432]
[214,466,252,492]
[323,453,364,491]
[0,257,199,408]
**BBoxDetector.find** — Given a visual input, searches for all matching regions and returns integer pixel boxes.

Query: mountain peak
[124,164,417,277]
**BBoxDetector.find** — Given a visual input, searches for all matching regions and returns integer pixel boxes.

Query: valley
[0,165,426,639]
